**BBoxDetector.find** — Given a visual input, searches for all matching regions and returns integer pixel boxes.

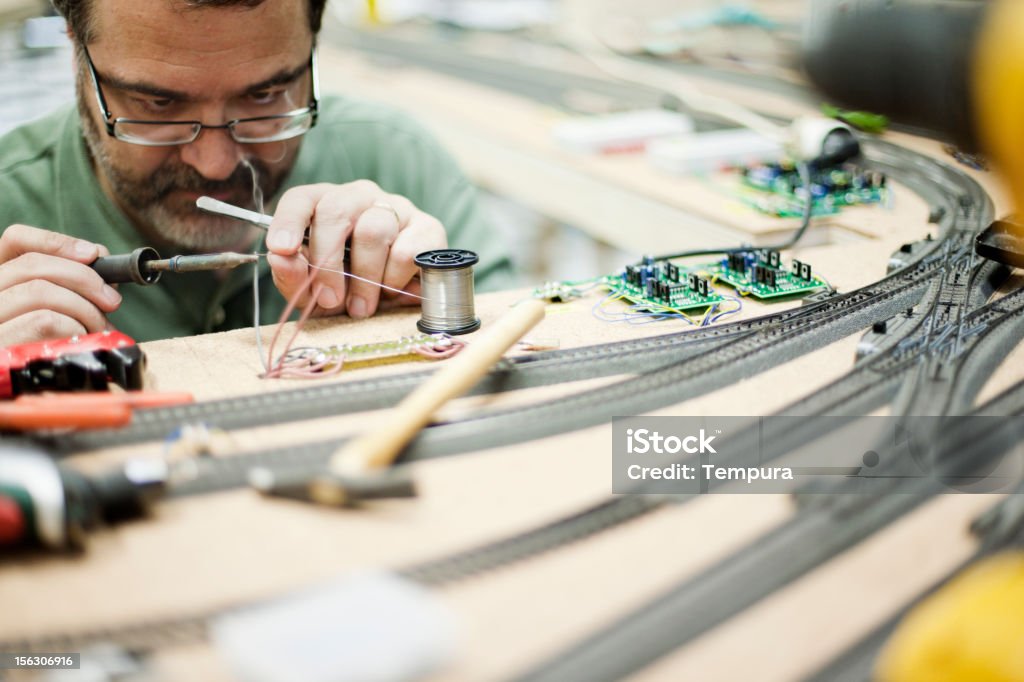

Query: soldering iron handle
[91,247,163,285]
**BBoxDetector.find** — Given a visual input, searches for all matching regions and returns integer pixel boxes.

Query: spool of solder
[415,249,481,335]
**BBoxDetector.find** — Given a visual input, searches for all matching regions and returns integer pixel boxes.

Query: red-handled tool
[0,391,194,431]
[0,330,145,399]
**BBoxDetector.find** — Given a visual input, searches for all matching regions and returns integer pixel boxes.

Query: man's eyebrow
[243,61,309,94]
[97,59,309,101]
[99,73,191,101]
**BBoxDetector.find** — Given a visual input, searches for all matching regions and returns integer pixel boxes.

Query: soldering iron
[91,247,258,286]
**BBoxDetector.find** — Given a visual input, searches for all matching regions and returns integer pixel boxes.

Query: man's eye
[248,89,283,105]
[134,97,176,113]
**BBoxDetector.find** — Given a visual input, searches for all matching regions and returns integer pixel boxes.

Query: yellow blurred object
[875,552,1024,682]
[366,0,380,25]
[975,0,1024,218]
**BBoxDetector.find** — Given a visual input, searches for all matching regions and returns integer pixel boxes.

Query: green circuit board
[700,251,828,300]
[600,273,722,312]
[533,259,723,313]
[738,162,888,218]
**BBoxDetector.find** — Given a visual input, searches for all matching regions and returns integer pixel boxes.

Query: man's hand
[265,181,447,319]
[0,225,121,345]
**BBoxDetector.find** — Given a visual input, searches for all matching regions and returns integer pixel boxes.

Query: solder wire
[418,265,478,331]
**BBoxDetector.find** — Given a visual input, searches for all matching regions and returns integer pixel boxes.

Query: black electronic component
[685,274,711,297]
[792,259,813,282]
[665,262,680,283]
[759,249,782,268]
[752,264,779,289]
[727,252,748,273]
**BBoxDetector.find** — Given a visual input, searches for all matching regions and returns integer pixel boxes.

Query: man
[0,0,512,344]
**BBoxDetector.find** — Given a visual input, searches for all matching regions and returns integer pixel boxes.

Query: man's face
[77,0,314,250]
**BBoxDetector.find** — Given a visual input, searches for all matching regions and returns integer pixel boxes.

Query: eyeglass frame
[81,42,320,146]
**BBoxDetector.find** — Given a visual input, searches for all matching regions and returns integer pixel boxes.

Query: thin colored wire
[591,290,713,326]
[257,245,342,379]
[253,254,267,373]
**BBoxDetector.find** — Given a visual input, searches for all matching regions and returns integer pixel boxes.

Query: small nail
[75,241,97,259]
[348,296,367,319]
[102,285,122,306]
[318,288,339,309]
[267,231,294,251]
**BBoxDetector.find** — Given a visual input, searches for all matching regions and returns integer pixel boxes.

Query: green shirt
[0,97,513,341]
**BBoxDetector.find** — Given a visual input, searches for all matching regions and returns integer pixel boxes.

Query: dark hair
[52,0,328,43]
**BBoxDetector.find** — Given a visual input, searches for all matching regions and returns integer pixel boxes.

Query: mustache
[151,158,274,202]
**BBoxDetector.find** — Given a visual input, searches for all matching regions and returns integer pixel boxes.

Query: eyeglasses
[82,44,320,147]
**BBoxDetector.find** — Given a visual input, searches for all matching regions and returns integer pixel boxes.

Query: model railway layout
[6,22,1024,682]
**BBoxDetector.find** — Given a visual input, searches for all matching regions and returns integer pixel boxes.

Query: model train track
[509,384,1024,682]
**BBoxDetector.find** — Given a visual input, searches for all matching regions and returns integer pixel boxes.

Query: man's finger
[267,253,315,309]
[307,204,350,312]
[0,253,121,313]
[381,213,447,304]
[0,310,88,346]
[0,224,102,265]
[345,203,401,318]
[304,183,397,310]
[267,184,330,255]
[0,280,108,334]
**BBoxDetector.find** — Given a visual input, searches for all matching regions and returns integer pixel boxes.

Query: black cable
[653,161,814,261]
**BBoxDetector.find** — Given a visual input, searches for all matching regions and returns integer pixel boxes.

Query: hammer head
[250,466,417,507]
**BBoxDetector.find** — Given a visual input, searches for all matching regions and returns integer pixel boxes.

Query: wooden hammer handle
[329,299,546,472]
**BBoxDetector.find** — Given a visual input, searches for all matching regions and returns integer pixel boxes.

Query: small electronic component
[738,161,887,218]
[703,250,828,300]
[792,259,814,282]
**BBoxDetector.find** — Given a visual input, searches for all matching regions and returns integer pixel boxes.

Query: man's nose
[178,126,241,181]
